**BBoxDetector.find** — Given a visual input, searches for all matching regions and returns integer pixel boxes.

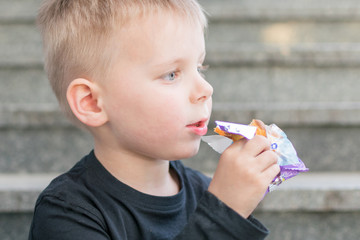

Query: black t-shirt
[29,150,268,240]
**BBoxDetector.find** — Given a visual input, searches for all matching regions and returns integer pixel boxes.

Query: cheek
[144,97,188,140]
[104,82,187,136]
[141,87,186,119]
[145,97,185,129]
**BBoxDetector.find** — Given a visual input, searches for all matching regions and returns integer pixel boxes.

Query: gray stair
[2,102,360,174]
[0,174,54,240]
[2,172,360,240]
[0,0,42,23]
[256,172,360,240]
[2,0,360,239]
[199,0,360,21]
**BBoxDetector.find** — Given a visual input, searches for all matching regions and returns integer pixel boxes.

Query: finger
[225,138,248,153]
[263,164,281,183]
[257,150,279,173]
[252,119,266,130]
[219,138,248,163]
[242,135,271,156]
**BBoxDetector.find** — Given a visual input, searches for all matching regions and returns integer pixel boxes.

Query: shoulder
[39,156,88,199]
[34,154,104,222]
[30,167,108,239]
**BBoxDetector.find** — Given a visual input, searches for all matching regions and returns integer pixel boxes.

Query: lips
[186,119,208,136]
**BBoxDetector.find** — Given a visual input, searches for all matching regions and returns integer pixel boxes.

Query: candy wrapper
[202,119,308,193]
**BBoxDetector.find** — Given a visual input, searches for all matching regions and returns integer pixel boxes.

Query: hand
[208,135,280,218]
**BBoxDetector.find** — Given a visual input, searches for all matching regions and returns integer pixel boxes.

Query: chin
[176,145,200,160]
[161,138,202,160]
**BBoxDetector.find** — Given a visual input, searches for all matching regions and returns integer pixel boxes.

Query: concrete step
[2,102,360,128]
[3,123,360,174]
[0,0,41,23]
[0,68,55,104]
[3,0,360,23]
[3,64,360,105]
[5,5,360,68]
[0,105,92,173]
[207,21,360,48]
[199,0,360,21]
[211,102,360,127]
[5,25,360,68]
[255,172,360,240]
[206,65,360,104]
[0,127,92,174]
[0,23,42,67]
[1,103,360,173]
[1,172,360,240]
[0,173,53,240]
[0,103,68,128]
[3,24,360,67]
[206,43,360,67]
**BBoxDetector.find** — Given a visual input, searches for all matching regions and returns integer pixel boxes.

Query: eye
[197,65,209,77]
[162,71,180,82]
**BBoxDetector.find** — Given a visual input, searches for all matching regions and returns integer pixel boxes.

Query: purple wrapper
[203,120,309,194]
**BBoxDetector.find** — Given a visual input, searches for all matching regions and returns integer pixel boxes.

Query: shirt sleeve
[173,191,269,240]
[28,195,110,240]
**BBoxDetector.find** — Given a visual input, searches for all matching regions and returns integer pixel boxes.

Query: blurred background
[1,0,360,239]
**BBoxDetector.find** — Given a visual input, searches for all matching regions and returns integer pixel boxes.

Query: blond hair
[37,0,207,124]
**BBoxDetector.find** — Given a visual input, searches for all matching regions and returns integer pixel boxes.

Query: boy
[29,0,280,239]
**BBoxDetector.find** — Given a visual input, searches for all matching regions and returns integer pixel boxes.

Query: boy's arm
[174,190,268,240]
[175,135,279,240]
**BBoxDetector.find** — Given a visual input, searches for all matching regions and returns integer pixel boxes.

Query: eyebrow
[152,50,206,69]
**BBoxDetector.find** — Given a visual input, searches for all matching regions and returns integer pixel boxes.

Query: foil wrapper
[202,120,309,193]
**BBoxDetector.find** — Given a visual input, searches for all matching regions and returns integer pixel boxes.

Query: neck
[93,143,180,197]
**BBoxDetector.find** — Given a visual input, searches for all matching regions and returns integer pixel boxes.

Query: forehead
[114,11,205,65]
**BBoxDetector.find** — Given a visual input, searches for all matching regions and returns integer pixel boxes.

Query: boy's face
[99,12,213,161]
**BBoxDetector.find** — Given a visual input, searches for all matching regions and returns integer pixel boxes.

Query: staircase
[1,0,360,239]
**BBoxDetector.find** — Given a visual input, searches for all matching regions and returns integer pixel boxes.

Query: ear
[66,78,108,127]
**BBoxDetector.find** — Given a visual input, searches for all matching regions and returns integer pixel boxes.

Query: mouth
[189,121,204,127]
[186,119,208,136]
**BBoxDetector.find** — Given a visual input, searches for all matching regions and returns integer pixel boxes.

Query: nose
[190,74,213,104]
